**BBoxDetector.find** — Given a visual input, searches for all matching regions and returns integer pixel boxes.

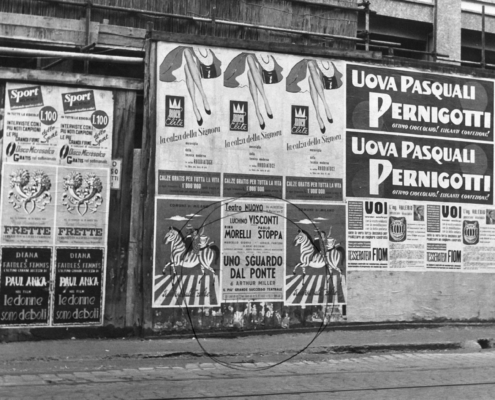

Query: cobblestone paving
[2,350,495,399]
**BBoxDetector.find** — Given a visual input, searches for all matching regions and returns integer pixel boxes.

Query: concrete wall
[436,0,462,59]
[371,0,434,22]
[348,271,495,322]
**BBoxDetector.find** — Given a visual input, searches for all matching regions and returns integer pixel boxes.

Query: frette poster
[1,164,56,245]
[55,167,110,247]
[0,83,114,327]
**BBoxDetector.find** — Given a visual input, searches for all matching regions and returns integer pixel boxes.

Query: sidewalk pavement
[1,323,494,365]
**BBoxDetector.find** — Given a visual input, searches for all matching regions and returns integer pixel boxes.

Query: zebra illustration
[292,228,346,303]
[163,226,219,282]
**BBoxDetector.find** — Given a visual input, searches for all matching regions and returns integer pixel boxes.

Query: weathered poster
[154,198,221,307]
[347,200,444,271]
[52,248,104,325]
[347,200,495,272]
[0,163,56,245]
[0,83,114,328]
[285,203,346,305]
[55,167,109,246]
[426,204,463,270]
[460,206,495,272]
[58,88,114,168]
[3,84,114,167]
[223,173,283,198]
[155,43,345,201]
[157,170,221,197]
[347,200,389,269]
[346,131,493,204]
[347,64,494,141]
[222,199,285,301]
[3,84,58,164]
[283,56,345,200]
[0,247,51,326]
[346,63,495,274]
[387,201,426,269]
[156,44,284,178]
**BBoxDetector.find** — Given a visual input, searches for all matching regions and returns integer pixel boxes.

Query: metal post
[145,21,154,76]
[211,0,217,36]
[364,1,370,52]
[84,0,92,74]
[482,5,486,69]
[432,0,438,62]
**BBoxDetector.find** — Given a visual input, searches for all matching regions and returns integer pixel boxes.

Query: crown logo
[295,108,306,119]
[233,103,245,114]
[169,98,182,109]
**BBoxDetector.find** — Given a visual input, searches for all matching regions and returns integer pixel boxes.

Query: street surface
[1,326,495,399]
[2,348,495,399]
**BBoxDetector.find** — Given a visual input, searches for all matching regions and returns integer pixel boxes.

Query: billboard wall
[346,63,495,272]
[154,43,347,311]
[153,44,495,317]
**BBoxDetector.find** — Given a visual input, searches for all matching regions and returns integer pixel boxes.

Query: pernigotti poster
[346,63,495,273]
[346,64,494,205]
[346,64,494,140]
[0,83,114,327]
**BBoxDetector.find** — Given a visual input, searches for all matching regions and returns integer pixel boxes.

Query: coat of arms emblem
[62,172,103,216]
[8,169,52,214]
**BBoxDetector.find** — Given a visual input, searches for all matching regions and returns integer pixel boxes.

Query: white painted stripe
[285,275,302,304]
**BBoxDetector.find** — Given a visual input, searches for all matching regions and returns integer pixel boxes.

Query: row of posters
[153,42,495,307]
[153,198,346,307]
[0,83,113,327]
[346,64,494,272]
[348,200,495,271]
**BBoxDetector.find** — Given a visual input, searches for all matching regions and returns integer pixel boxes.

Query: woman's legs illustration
[185,67,203,125]
[183,48,211,126]
[308,61,333,133]
[248,72,265,130]
[309,76,325,133]
[246,54,273,129]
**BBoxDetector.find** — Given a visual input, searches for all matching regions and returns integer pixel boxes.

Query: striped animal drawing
[292,229,346,303]
[153,274,218,307]
[163,226,219,281]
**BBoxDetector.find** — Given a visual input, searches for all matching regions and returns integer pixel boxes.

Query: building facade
[0,0,493,340]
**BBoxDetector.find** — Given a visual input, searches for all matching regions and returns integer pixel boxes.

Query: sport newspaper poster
[153,42,347,308]
[0,83,113,327]
[346,64,495,272]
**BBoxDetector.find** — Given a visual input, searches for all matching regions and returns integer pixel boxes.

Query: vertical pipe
[433,0,438,61]
[211,0,217,36]
[482,5,486,68]
[84,0,92,74]
[365,3,370,52]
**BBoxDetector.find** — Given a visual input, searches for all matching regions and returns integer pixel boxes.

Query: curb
[327,342,461,354]
[102,341,463,360]
[143,321,495,341]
